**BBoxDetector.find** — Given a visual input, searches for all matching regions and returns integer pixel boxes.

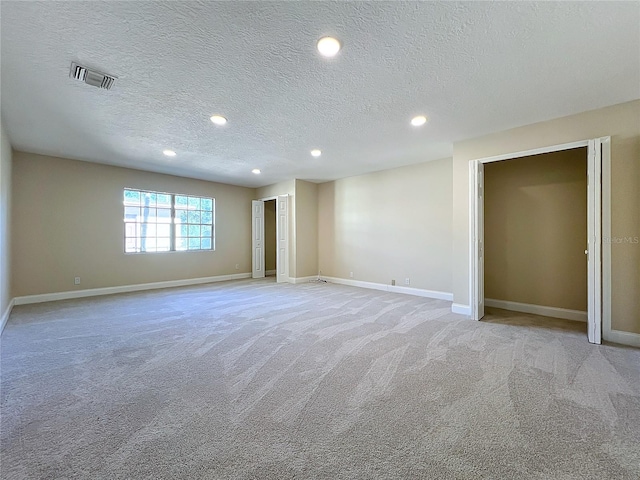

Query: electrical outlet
[349,272,354,278]
[235,263,239,270]
[405,278,410,286]
[74,277,81,285]
[391,279,396,286]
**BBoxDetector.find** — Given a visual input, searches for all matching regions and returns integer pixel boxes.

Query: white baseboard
[323,276,453,301]
[266,269,276,276]
[485,298,587,322]
[289,276,317,284]
[1,298,15,334]
[452,303,471,315]
[13,273,252,306]
[605,329,640,348]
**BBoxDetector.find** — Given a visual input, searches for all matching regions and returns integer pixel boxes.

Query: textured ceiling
[1,1,639,187]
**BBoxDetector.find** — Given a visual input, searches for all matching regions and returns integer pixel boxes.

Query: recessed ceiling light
[163,149,176,157]
[317,37,341,57]
[210,115,227,125]
[311,149,322,157]
[411,115,428,127]
[252,169,261,174]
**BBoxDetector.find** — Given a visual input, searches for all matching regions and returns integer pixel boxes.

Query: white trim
[289,276,317,284]
[606,330,640,348]
[1,298,15,334]
[600,137,613,342]
[587,138,603,343]
[13,273,252,306]
[452,303,471,316]
[476,140,589,165]
[469,160,476,318]
[485,298,587,323]
[258,195,278,202]
[324,276,453,301]
[469,160,484,320]
[266,269,276,276]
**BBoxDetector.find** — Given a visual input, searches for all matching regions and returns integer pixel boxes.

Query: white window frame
[123,188,215,254]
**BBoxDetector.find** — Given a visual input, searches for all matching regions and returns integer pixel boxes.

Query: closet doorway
[263,199,277,277]
[252,195,289,283]
[469,137,611,344]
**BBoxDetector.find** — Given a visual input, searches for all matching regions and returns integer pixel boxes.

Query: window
[123,189,214,253]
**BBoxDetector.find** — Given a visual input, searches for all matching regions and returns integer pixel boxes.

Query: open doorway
[252,195,289,282]
[469,137,611,344]
[264,199,277,278]
[482,147,588,335]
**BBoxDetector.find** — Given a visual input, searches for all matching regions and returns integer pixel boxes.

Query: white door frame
[469,137,611,344]
[254,195,290,283]
[470,161,485,320]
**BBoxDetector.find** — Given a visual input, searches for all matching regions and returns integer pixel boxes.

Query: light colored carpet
[1,279,639,479]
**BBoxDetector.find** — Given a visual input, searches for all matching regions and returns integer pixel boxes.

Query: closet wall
[484,148,588,311]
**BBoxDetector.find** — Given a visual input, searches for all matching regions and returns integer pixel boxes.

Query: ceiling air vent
[69,62,117,90]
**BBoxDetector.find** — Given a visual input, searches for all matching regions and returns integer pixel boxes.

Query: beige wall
[264,199,276,272]
[318,157,453,293]
[484,148,587,311]
[256,179,295,199]
[11,152,255,297]
[0,121,12,319]
[294,180,318,278]
[453,100,640,334]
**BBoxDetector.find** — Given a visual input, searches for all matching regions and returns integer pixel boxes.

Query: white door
[252,200,265,279]
[276,195,289,283]
[471,160,485,320]
[587,140,602,344]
